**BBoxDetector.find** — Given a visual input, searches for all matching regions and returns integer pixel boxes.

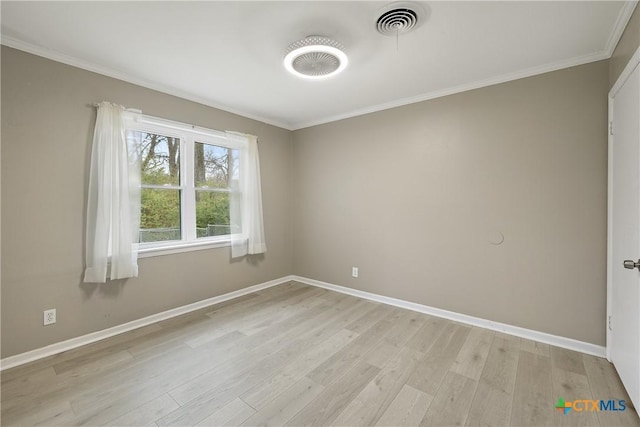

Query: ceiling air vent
[284,36,348,79]
[376,2,426,36]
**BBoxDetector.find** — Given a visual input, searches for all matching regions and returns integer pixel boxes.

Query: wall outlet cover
[44,309,56,326]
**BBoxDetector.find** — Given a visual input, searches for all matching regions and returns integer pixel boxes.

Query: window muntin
[124,114,245,252]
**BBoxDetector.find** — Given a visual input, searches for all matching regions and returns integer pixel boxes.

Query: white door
[609,49,640,412]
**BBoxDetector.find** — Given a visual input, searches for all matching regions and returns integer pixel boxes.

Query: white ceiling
[1,1,635,130]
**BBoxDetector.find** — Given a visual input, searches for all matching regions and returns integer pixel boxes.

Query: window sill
[137,239,230,258]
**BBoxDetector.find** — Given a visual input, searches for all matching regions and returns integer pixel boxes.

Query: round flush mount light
[284,36,348,79]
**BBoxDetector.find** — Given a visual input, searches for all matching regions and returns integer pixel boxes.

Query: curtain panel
[84,102,140,283]
[227,132,267,258]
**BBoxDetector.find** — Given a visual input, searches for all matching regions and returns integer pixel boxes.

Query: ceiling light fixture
[284,36,348,80]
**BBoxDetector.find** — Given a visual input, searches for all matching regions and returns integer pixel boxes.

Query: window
[125,114,247,255]
[85,103,265,282]
[135,132,182,243]
[194,142,240,238]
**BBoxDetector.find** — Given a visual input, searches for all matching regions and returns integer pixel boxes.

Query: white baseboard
[0,275,294,371]
[1,273,605,370]
[293,275,606,358]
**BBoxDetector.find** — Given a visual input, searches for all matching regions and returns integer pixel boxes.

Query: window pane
[139,188,181,242]
[196,191,240,237]
[194,143,239,188]
[129,131,180,186]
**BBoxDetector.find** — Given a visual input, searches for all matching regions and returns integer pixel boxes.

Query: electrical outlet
[352,267,359,278]
[44,309,56,326]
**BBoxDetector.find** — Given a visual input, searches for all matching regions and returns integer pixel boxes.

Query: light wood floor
[1,281,638,426]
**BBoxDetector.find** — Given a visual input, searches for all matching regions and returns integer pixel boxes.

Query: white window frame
[123,112,247,258]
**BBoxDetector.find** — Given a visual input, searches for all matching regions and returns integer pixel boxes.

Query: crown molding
[605,0,638,56]
[291,0,636,130]
[0,35,295,131]
[291,50,610,130]
[3,0,635,133]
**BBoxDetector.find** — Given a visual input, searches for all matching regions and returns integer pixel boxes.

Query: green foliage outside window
[131,132,235,242]
[195,192,230,229]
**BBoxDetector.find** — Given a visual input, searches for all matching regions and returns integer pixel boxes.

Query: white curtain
[227,131,267,258]
[84,102,140,283]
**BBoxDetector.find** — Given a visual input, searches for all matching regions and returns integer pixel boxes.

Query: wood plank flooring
[1,281,638,426]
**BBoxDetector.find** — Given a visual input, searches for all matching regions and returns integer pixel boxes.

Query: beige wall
[0,43,616,357]
[1,46,293,358]
[610,3,640,88]
[292,60,609,346]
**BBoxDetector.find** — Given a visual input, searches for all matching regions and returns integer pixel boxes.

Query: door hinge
[608,315,612,331]
[609,121,614,136]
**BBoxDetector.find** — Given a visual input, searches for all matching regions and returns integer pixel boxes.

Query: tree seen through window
[128,131,239,242]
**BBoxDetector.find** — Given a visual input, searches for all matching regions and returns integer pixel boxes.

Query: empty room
[2,1,640,426]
